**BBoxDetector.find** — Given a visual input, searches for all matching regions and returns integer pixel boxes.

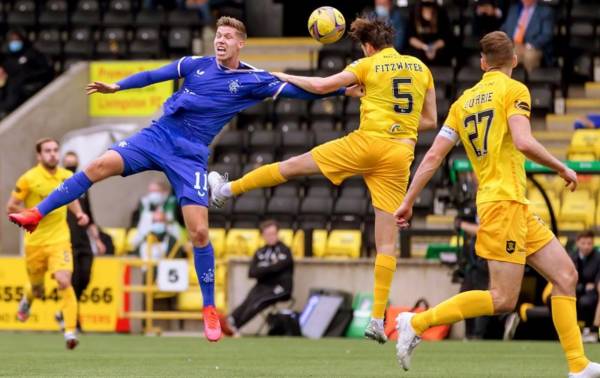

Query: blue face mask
[375,5,390,18]
[8,40,23,53]
[150,222,166,236]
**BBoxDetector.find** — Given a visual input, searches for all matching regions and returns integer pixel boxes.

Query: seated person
[136,211,185,265]
[221,220,293,336]
[406,0,453,65]
[570,230,600,342]
[131,180,182,250]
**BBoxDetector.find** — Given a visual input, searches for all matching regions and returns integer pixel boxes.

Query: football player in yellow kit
[209,17,437,343]
[6,138,89,349]
[393,31,600,377]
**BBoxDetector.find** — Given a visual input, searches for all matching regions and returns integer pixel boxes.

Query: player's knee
[490,289,518,314]
[32,284,44,299]
[188,225,209,246]
[553,265,578,293]
[86,156,117,181]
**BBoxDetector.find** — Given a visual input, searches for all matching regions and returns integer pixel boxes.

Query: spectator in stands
[406,0,453,65]
[220,220,294,336]
[56,151,106,331]
[364,0,407,51]
[472,0,505,39]
[0,30,53,117]
[136,210,185,264]
[501,0,554,72]
[131,180,182,250]
[570,230,600,342]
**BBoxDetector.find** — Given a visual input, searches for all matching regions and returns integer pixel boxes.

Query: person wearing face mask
[365,0,408,52]
[131,180,182,251]
[220,220,293,337]
[406,0,453,65]
[0,29,53,117]
[136,210,185,264]
[54,151,107,332]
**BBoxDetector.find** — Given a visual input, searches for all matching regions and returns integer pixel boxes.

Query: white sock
[220,182,233,197]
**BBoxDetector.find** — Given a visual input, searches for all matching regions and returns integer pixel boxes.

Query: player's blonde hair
[216,16,247,40]
[348,17,394,50]
[480,31,514,68]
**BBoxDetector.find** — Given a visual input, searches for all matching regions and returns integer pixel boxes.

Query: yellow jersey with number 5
[443,71,531,205]
[344,47,434,140]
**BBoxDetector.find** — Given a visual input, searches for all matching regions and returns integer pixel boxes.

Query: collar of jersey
[215,58,264,73]
[483,70,507,79]
[35,163,60,178]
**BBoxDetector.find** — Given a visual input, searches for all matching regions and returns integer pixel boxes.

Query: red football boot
[203,306,222,342]
[8,208,42,233]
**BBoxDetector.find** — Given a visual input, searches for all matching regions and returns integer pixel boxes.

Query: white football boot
[395,312,422,371]
[569,362,600,378]
[364,318,387,344]
[207,171,229,208]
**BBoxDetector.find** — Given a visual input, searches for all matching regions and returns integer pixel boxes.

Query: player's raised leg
[397,260,518,370]
[364,208,397,344]
[181,205,221,342]
[8,150,124,232]
[209,152,321,206]
[527,238,600,377]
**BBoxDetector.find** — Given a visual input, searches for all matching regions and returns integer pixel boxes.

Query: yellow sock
[372,254,396,319]
[551,296,589,373]
[25,284,34,303]
[231,163,287,196]
[60,286,78,333]
[411,290,494,335]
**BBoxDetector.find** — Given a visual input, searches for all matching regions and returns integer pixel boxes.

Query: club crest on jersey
[506,240,516,254]
[514,100,530,112]
[228,79,241,94]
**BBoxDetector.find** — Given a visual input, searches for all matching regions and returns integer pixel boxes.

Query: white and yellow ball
[307,6,346,44]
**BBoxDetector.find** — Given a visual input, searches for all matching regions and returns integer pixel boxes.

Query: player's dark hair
[216,16,247,40]
[64,150,78,158]
[259,219,279,232]
[348,17,394,51]
[480,31,514,68]
[35,137,59,153]
[577,230,595,240]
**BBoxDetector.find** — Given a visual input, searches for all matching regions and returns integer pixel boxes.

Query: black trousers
[577,291,598,328]
[72,251,94,301]
[230,284,290,329]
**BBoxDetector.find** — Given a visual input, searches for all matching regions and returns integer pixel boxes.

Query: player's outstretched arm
[394,134,455,228]
[508,115,578,191]
[273,71,356,95]
[277,82,348,100]
[6,196,24,214]
[67,200,89,227]
[86,60,183,95]
[419,87,437,131]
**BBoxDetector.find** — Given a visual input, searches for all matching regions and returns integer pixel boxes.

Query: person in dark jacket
[221,219,293,336]
[570,230,600,342]
[0,29,54,116]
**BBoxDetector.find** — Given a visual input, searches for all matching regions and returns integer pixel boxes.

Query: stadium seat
[306,180,334,197]
[233,196,265,217]
[291,229,305,258]
[129,27,162,59]
[274,98,306,119]
[314,130,344,145]
[527,188,560,225]
[344,97,360,118]
[344,118,360,131]
[276,229,295,249]
[176,290,202,311]
[567,153,596,161]
[338,180,366,198]
[325,230,362,259]
[168,27,192,55]
[167,9,202,28]
[96,27,128,59]
[225,228,261,257]
[331,197,366,229]
[248,130,280,151]
[209,201,232,229]
[134,9,165,27]
[275,119,301,132]
[311,229,328,258]
[209,228,226,259]
[103,0,134,27]
[266,196,299,226]
[311,119,337,131]
[35,29,62,60]
[7,0,36,29]
[457,66,480,86]
[103,227,127,256]
[578,175,600,195]
[530,86,553,113]
[272,180,301,197]
[318,54,345,71]
[569,129,600,158]
[430,66,454,87]
[247,151,274,165]
[39,0,68,27]
[71,0,102,27]
[414,187,434,213]
[528,67,562,88]
[297,197,332,229]
[561,191,594,227]
[310,98,342,120]
[124,228,137,253]
[64,28,95,60]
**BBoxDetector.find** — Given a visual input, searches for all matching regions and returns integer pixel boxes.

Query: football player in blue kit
[9,16,358,342]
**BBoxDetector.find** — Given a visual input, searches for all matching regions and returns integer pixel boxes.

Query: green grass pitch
[2,333,600,377]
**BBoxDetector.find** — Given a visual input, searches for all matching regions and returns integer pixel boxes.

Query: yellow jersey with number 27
[344,47,434,141]
[440,71,532,205]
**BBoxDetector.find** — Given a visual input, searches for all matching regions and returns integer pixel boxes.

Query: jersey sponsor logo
[506,240,516,254]
[196,70,205,76]
[389,124,403,133]
[228,79,241,94]
[514,100,530,112]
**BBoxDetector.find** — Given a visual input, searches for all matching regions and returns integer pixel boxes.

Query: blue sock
[37,172,93,216]
[193,243,215,307]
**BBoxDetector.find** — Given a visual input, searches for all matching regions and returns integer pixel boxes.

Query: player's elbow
[513,137,533,154]
[421,116,437,131]
[312,78,333,94]
[423,149,445,167]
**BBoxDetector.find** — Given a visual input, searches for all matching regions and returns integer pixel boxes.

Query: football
[307,6,346,44]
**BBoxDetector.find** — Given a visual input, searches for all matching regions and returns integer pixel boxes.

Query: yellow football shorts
[476,201,554,265]
[24,242,73,284]
[311,130,414,214]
